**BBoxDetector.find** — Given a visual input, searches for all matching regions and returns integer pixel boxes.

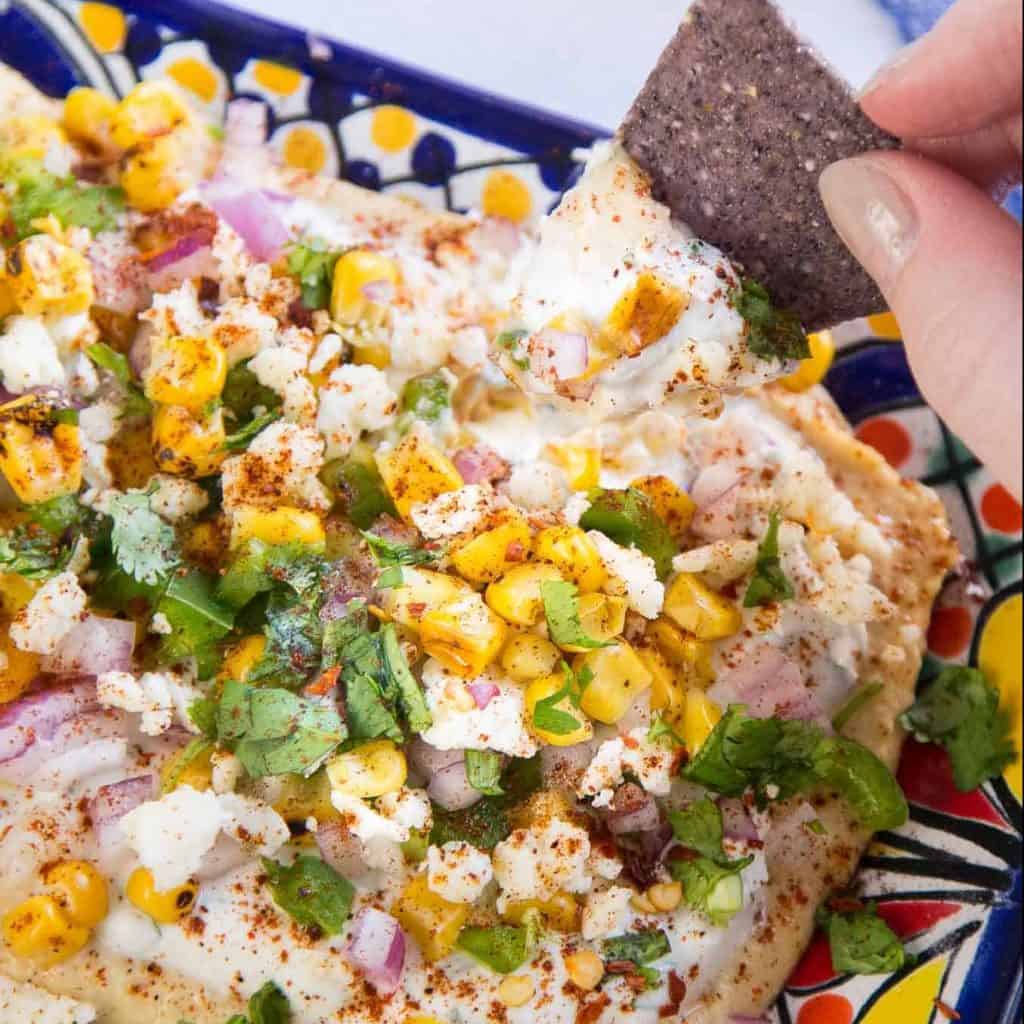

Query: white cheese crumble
[503,461,570,511]
[578,728,676,804]
[581,885,634,940]
[330,791,408,844]
[9,572,87,655]
[426,841,494,903]
[0,975,96,1024]
[492,818,591,911]
[587,531,664,619]
[148,474,209,522]
[376,787,433,834]
[410,484,496,540]
[0,315,65,391]
[97,669,202,736]
[249,343,317,423]
[315,363,398,459]
[210,297,279,365]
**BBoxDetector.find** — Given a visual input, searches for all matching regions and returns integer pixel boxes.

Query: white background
[233,0,905,130]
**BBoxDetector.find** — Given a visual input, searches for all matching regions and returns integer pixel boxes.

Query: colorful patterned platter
[0,0,1020,1021]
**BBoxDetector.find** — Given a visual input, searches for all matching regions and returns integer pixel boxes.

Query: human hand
[818,0,1022,499]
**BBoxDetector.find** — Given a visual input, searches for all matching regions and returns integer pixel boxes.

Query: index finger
[860,0,1023,139]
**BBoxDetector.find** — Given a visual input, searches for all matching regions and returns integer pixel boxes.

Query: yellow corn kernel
[663,574,742,640]
[330,249,400,326]
[0,419,82,504]
[0,115,65,159]
[151,404,226,478]
[144,334,228,409]
[545,442,600,491]
[0,632,39,704]
[407,1018,445,1024]
[351,342,391,370]
[63,86,118,151]
[1,894,89,965]
[378,568,471,631]
[326,740,407,799]
[219,635,266,684]
[450,509,533,586]
[270,770,338,824]
[533,525,606,593]
[160,741,213,792]
[501,891,580,933]
[564,949,605,991]
[0,271,17,318]
[230,506,326,550]
[682,689,722,755]
[500,632,561,684]
[183,517,227,566]
[125,867,198,924]
[575,643,653,725]
[486,563,564,627]
[781,330,836,393]
[646,617,715,689]
[120,134,189,212]
[647,881,683,913]
[600,272,690,356]
[497,976,535,1008]
[0,571,37,617]
[420,594,508,679]
[110,81,190,150]
[6,235,94,316]
[392,873,469,962]
[376,430,462,520]
[560,593,628,654]
[524,672,593,747]
[638,644,685,721]
[630,475,695,541]
[41,860,109,929]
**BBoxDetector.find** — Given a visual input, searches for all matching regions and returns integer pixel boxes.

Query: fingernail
[819,158,919,289]
[857,37,925,101]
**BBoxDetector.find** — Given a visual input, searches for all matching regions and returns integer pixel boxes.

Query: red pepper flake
[304,665,341,697]
[828,895,865,915]
[934,1000,961,1021]
[505,540,528,562]
[575,994,611,1024]
[408,602,427,618]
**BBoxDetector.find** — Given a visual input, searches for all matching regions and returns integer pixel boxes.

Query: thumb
[819,152,1023,499]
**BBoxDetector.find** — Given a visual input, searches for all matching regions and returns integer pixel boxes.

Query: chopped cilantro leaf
[0,525,72,580]
[286,241,342,310]
[647,714,686,749]
[361,530,438,589]
[222,409,282,452]
[602,929,671,966]
[732,278,811,362]
[222,361,282,422]
[323,446,397,530]
[580,488,677,580]
[668,798,726,862]
[381,622,432,733]
[156,571,235,679]
[27,494,90,536]
[495,329,530,371]
[832,682,885,733]
[85,342,150,417]
[743,510,794,608]
[430,798,510,851]
[464,750,504,796]
[540,579,613,650]
[669,854,753,926]
[216,539,327,609]
[531,665,586,737]
[160,738,213,795]
[106,490,179,585]
[248,589,325,687]
[247,980,292,1024]
[816,901,908,975]
[457,919,537,974]
[400,372,450,425]
[261,855,354,935]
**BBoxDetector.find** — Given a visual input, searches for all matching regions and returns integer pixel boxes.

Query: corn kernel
[781,331,836,393]
[1,894,90,965]
[600,272,689,356]
[271,770,338,824]
[646,617,715,688]
[444,678,477,712]
[379,568,471,631]
[420,594,507,679]
[183,517,228,567]
[630,475,695,541]
[502,891,580,933]
[63,86,118,151]
[125,867,197,924]
[41,860,109,928]
[219,634,266,684]
[326,740,407,798]
[683,690,722,755]
[376,430,463,520]
[0,115,66,159]
[392,873,469,962]
[0,271,17,318]
[110,81,190,150]
[497,976,535,1008]
[330,249,400,326]
[574,643,653,725]
[151,404,226,477]
[533,526,606,593]
[0,632,39,704]
[638,644,685,721]
[6,235,94,316]
[450,508,532,585]
[351,342,391,370]
[560,593,628,654]
[230,506,326,550]
[524,672,593,747]
[120,134,189,212]
[564,949,605,991]
[546,442,600,491]
[0,571,37,617]
[161,741,213,792]
[144,334,227,409]
[630,890,656,914]
[0,419,82,503]
[499,632,560,683]
[485,563,563,626]
[663,574,742,640]
[647,881,683,913]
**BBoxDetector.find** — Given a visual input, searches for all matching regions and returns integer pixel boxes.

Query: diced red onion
[529,329,589,382]
[541,741,595,787]
[88,774,155,843]
[605,783,661,836]
[346,907,406,995]
[197,834,253,881]
[87,232,151,316]
[452,445,510,485]
[41,615,135,677]
[224,99,268,149]
[468,682,500,710]
[360,279,395,304]
[316,819,371,878]
[320,556,377,622]
[617,821,674,889]
[407,738,464,779]
[0,681,98,764]
[144,233,206,273]
[617,692,652,735]
[201,182,290,262]
[129,323,154,379]
[472,217,521,259]
[691,466,746,541]
[719,798,760,842]
[427,760,482,811]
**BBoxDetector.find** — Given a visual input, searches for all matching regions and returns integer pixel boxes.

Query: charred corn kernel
[781,330,836,392]
[379,568,470,631]
[161,741,213,792]
[546,442,600,491]
[0,420,82,503]
[500,632,560,683]
[326,740,407,798]
[125,867,197,924]
[663,574,742,640]
[63,86,118,150]
[486,563,564,626]
[646,617,714,688]
[151,404,226,478]
[351,342,391,370]
[683,690,722,755]
[497,976,535,1008]
[647,881,683,913]
[271,771,338,823]
[120,134,189,212]
[533,525,606,593]
[561,593,628,653]
[230,506,325,550]
[330,249,400,326]
[2,894,89,965]
[0,115,65,159]
[219,635,266,683]
[41,861,108,928]
[6,235,94,316]
[601,272,689,356]
[564,949,604,991]
[393,873,469,962]
[638,645,685,721]
[450,509,532,585]
[420,594,507,679]
[376,431,463,520]
[144,334,227,409]
[631,890,656,914]
[524,672,593,746]
[502,891,580,933]
[183,517,226,565]
[575,643,653,725]
[110,81,190,150]
[0,633,39,704]
[630,475,695,541]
